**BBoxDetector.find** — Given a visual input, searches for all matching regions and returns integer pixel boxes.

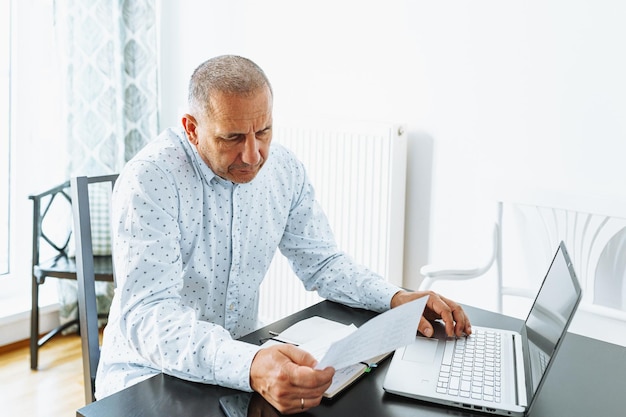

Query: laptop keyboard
[436,329,502,403]
[538,350,549,374]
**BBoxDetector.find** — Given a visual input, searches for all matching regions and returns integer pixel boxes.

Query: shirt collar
[176,127,230,187]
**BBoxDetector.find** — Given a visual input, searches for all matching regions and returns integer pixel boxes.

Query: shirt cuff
[213,339,262,392]
[365,280,404,312]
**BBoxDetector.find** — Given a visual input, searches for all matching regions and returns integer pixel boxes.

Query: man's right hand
[249,344,335,414]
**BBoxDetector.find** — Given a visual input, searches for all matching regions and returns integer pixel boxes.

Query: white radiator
[258,121,408,324]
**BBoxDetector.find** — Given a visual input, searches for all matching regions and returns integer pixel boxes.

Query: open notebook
[262,316,391,398]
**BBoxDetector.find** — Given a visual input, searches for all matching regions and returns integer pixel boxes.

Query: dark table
[77,300,626,417]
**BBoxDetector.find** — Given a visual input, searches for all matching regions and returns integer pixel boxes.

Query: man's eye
[257,128,271,138]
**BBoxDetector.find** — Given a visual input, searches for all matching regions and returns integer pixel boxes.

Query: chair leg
[30,275,40,370]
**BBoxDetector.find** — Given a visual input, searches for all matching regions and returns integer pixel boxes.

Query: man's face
[183,87,273,184]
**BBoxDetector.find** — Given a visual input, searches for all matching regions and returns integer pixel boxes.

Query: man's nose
[241,134,261,165]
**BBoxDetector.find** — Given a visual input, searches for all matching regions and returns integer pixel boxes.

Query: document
[311,297,427,370]
[261,317,370,398]
[261,297,428,398]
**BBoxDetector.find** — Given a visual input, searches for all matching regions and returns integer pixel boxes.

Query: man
[97,55,471,414]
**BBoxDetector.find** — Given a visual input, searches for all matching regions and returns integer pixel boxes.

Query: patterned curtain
[53,0,159,328]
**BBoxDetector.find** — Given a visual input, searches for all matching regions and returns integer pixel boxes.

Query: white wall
[159,0,626,304]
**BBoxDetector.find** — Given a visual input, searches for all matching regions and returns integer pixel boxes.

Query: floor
[1,334,85,417]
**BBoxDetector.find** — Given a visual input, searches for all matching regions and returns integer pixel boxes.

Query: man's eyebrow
[218,124,272,139]
[216,129,244,138]
[216,134,238,141]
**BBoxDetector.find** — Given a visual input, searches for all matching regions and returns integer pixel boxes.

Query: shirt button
[228,303,234,311]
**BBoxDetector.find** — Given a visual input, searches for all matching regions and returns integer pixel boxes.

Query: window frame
[0,0,67,317]
[0,0,12,276]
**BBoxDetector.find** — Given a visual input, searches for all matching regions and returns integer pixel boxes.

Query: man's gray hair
[188,55,273,117]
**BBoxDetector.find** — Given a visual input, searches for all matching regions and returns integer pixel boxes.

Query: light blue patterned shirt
[95,127,400,399]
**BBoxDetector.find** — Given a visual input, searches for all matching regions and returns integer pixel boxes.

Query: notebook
[383,241,581,416]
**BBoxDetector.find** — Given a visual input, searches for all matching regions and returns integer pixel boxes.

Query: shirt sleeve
[278,157,400,313]
[112,160,259,391]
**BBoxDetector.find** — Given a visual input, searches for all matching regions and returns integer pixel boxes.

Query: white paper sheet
[296,324,357,360]
[312,297,428,370]
[271,316,354,346]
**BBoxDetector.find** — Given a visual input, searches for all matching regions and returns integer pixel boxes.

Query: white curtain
[53,0,160,328]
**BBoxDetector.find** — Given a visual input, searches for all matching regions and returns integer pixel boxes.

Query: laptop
[383,241,582,416]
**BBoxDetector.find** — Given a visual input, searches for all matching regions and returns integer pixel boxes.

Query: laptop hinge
[512,334,528,407]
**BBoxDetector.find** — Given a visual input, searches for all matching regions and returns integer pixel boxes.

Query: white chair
[419,191,626,330]
[71,174,118,404]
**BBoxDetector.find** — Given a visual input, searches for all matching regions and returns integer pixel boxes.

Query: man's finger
[418,316,434,337]
[424,294,454,336]
[275,347,334,389]
[439,295,472,336]
[279,344,318,367]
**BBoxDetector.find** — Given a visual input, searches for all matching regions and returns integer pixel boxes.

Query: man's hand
[391,290,472,338]
[250,344,335,414]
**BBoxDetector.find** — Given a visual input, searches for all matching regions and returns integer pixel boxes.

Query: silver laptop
[383,241,581,416]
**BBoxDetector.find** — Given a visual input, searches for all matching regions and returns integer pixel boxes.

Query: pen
[260,331,280,344]
[260,331,300,345]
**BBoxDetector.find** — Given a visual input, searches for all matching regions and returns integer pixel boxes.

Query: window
[0,0,11,275]
[0,0,65,317]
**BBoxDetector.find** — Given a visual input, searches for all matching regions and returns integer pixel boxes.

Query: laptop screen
[524,242,581,395]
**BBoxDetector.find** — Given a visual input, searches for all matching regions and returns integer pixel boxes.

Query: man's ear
[182,114,198,145]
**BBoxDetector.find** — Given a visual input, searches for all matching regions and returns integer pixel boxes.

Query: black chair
[71,174,118,404]
[29,181,115,370]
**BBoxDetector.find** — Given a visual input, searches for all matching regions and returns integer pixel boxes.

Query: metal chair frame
[29,181,114,370]
[71,174,118,404]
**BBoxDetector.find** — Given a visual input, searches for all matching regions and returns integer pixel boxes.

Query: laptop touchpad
[402,337,439,363]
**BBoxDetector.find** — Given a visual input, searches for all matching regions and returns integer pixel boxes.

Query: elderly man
[96,55,471,414]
